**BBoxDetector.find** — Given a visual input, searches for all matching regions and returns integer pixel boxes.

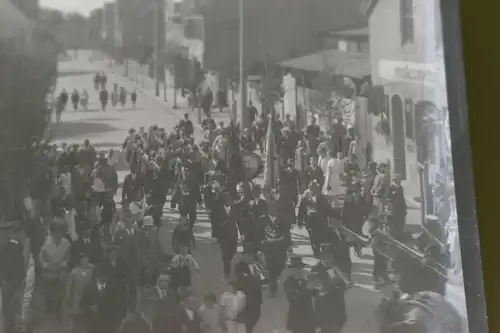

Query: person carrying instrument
[310,245,348,333]
[283,256,315,333]
[297,180,333,257]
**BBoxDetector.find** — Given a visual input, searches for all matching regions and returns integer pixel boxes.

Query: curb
[105,68,208,132]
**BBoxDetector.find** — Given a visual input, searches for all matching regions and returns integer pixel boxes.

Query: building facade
[365,0,448,198]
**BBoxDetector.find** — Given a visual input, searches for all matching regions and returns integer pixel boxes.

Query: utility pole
[154,0,166,97]
[238,0,248,130]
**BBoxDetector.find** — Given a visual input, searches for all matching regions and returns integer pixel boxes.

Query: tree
[311,65,352,128]
[255,56,284,117]
[0,44,57,220]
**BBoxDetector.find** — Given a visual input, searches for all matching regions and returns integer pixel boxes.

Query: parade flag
[225,120,245,189]
[264,115,279,189]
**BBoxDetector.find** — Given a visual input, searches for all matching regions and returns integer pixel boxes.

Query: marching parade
[0,50,466,333]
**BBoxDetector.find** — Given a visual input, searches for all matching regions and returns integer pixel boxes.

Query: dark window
[173,2,182,14]
[183,17,204,40]
[383,94,391,134]
[405,99,414,140]
[400,0,414,45]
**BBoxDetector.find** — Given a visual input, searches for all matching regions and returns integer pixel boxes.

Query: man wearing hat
[298,180,335,257]
[114,208,147,313]
[0,221,26,332]
[310,244,348,333]
[234,242,264,333]
[276,158,300,245]
[279,127,298,165]
[171,288,202,333]
[39,219,71,317]
[387,174,407,239]
[283,255,314,333]
[92,151,118,227]
[97,244,129,332]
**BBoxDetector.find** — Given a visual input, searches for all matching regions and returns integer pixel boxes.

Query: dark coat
[303,166,325,188]
[70,235,104,267]
[234,261,263,325]
[284,275,315,333]
[122,173,145,204]
[171,304,202,333]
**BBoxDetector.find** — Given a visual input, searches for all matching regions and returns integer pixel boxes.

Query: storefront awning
[279,48,370,79]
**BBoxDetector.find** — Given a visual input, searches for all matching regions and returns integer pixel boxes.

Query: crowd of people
[0,75,463,333]
[48,73,139,124]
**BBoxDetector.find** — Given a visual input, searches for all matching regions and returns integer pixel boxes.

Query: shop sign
[379,60,440,86]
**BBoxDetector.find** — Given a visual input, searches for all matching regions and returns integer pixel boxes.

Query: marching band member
[298,180,333,257]
[310,245,348,333]
[302,156,325,191]
[283,256,314,333]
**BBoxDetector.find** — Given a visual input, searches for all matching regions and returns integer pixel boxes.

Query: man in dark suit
[122,166,145,208]
[217,192,239,278]
[88,249,128,333]
[114,211,148,313]
[171,288,202,333]
[234,243,263,333]
[303,156,325,190]
[70,227,104,267]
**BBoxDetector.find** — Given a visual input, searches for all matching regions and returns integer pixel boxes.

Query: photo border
[440,0,489,331]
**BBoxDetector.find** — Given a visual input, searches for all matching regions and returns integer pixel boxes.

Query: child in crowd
[199,292,222,333]
[170,245,200,294]
[172,215,196,253]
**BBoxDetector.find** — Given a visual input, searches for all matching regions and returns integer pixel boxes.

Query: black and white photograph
[0,0,473,332]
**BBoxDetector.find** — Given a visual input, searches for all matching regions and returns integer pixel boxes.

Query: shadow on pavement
[115,107,144,112]
[78,108,105,113]
[52,120,119,140]
[92,141,123,148]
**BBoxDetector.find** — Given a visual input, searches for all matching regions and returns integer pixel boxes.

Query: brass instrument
[372,229,449,280]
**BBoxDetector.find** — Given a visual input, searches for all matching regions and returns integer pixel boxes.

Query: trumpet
[373,229,450,280]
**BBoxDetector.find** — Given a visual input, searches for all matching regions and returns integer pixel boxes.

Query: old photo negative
[0,0,473,332]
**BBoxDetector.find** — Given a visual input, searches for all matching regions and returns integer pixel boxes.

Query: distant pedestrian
[93,73,100,91]
[99,88,109,112]
[59,88,69,111]
[120,87,127,108]
[80,89,89,110]
[131,89,138,108]
[71,88,80,112]
[111,89,119,108]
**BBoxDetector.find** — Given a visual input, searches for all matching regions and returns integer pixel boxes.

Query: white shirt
[220,291,246,320]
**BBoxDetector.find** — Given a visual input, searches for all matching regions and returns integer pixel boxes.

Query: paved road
[28,52,392,333]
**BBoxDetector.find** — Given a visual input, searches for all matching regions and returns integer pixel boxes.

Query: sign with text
[379,60,441,86]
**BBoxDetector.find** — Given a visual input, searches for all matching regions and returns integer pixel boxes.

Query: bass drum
[381,291,465,333]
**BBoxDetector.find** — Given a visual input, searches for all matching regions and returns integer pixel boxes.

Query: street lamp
[238,0,248,129]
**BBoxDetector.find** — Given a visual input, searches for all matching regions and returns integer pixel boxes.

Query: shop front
[373,58,448,200]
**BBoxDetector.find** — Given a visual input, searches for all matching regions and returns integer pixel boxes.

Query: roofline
[361,0,379,17]
[318,23,368,36]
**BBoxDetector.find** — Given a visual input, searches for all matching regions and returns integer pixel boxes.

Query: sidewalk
[108,62,235,131]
